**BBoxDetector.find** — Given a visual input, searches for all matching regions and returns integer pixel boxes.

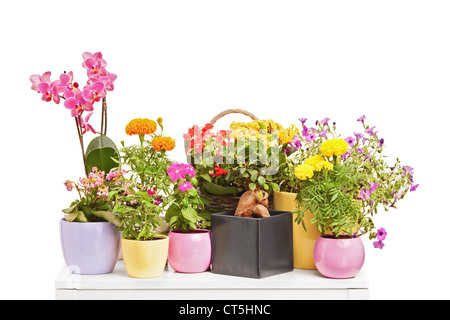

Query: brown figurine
[235,190,270,218]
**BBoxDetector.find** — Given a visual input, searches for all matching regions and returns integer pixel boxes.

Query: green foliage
[110,185,165,241]
[165,170,208,233]
[85,135,120,174]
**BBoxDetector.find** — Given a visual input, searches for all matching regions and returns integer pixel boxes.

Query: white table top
[55,261,369,291]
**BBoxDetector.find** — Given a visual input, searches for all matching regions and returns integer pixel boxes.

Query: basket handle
[209,109,259,125]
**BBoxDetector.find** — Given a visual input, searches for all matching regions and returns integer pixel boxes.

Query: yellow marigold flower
[320,138,348,157]
[156,117,163,123]
[151,136,175,151]
[294,164,314,180]
[316,160,334,172]
[304,155,325,169]
[125,118,157,136]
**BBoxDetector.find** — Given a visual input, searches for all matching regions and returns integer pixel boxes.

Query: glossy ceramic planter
[60,219,120,275]
[314,236,365,279]
[168,229,211,273]
[211,210,293,278]
[121,236,169,278]
[273,191,320,270]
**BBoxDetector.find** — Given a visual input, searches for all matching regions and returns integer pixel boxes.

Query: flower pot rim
[121,235,169,241]
[212,210,291,220]
[60,218,110,224]
[273,190,297,195]
[319,234,361,240]
[170,228,210,234]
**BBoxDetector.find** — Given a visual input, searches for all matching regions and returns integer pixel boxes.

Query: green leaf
[249,183,256,191]
[257,176,266,187]
[200,174,212,183]
[201,181,242,195]
[181,207,198,222]
[85,135,120,174]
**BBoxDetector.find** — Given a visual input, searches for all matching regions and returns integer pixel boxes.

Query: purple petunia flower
[320,117,330,125]
[373,240,385,249]
[357,115,366,122]
[305,132,317,142]
[377,227,387,241]
[299,118,307,124]
[379,138,384,147]
[410,184,419,192]
[289,136,302,150]
[344,136,356,146]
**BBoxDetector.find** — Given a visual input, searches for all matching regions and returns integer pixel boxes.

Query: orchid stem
[75,116,88,176]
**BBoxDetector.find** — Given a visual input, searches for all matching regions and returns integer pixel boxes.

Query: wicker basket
[199,109,274,212]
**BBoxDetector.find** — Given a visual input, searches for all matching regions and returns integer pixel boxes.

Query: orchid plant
[30,52,117,176]
[276,116,418,248]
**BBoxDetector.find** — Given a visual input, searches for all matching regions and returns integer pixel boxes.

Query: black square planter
[211,210,293,279]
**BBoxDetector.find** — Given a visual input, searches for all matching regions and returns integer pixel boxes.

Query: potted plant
[60,168,125,274]
[110,181,169,278]
[165,162,212,273]
[120,117,175,232]
[30,52,121,274]
[278,115,418,278]
[110,117,176,278]
[205,115,299,278]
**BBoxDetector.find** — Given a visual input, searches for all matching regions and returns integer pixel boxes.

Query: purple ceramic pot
[314,236,365,279]
[60,219,120,274]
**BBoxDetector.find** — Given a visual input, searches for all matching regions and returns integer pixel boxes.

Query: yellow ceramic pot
[273,191,320,270]
[121,235,169,278]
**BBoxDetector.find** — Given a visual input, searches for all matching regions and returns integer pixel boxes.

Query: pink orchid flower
[64,91,93,117]
[82,52,107,77]
[76,112,96,134]
[82,81,106,103]
[88,72,117,92]
[37,80,61,104]
[58,71,80,98]
[30,71,51,91]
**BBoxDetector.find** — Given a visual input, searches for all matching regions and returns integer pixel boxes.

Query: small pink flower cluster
[30,52,117,134]
[65,167,125,199]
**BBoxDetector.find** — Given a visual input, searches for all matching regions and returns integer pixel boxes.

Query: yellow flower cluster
[279,125,300,144]
[151,136,176,151]
[304,155,334,172]
[320,138,348,157]
[294,164,314,180]
[125,118,157,136]
[294,155,334,181]
[229,119,298,145]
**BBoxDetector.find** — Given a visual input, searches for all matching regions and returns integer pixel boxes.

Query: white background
[0,0,448,300]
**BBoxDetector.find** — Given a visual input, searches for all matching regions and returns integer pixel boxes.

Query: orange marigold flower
[151,136,175,151]
[125,118,157,136]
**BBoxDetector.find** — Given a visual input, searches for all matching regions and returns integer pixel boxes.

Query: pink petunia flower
[178,181,193,192]
[64,91,94,117]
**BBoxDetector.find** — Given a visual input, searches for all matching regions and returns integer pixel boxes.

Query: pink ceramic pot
[168,229,211,273]
[314,236,365,279]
